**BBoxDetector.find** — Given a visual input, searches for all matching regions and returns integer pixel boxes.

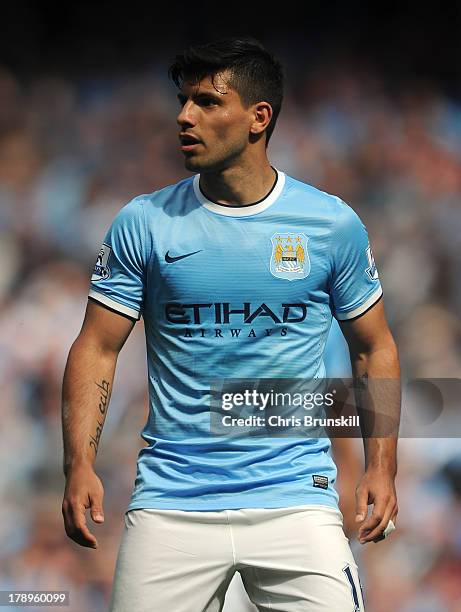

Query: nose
[177,99,196,128]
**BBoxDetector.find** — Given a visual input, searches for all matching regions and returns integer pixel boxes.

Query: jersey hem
[126,496,339,513]
[334,285,383,321]
[88,289,141,320]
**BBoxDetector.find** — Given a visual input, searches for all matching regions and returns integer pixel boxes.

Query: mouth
[179,133,202,153]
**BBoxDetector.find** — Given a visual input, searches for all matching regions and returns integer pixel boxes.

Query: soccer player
[61,37,400,611]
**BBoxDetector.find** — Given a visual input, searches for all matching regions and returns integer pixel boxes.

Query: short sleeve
[88,198,148,320]
[330,201,382,321]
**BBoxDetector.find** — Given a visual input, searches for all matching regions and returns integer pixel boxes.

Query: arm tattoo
[355,371,368,391]
[89,379,111,455]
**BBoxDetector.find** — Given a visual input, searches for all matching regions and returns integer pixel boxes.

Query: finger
[383,518,396,537]
[366,500,397,542]
[371,517,396,544]
[63,501,98,548]
[90,491,105,524]
[355,485,369,524]
[71,515,98,548]
[358,494,389,533]
[361,501,396,543]
[72,504,98,546]
[358,498,389,542]
[377,507,398,540]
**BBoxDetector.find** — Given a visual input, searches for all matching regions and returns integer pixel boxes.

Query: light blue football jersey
[89,168,382,511]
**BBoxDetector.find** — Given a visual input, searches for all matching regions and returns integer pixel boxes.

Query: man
[62,37,400,611]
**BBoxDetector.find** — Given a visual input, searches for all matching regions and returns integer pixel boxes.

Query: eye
[198,97,217,107]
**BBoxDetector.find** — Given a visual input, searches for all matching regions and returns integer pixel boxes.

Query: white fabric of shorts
[109,505,365,612]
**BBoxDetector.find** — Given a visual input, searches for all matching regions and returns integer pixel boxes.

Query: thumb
[355,486,368,523]
[90,494,105,523]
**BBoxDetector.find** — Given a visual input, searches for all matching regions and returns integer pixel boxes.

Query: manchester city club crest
[270,233,310,280]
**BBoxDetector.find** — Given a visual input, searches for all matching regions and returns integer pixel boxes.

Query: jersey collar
[193,167,286,217]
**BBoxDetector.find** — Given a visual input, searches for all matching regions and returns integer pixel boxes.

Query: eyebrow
[177,91,225,103]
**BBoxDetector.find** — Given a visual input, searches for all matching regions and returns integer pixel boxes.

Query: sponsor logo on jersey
[365,244,379,280]
[270,233,310,280]
[92,243,111,281]
[165,302,308,325]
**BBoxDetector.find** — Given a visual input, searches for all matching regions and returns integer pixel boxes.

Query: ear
[249,101,273,137]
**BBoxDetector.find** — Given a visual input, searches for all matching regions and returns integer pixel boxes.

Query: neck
[199,156,276,206]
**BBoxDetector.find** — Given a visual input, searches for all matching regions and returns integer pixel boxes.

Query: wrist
[63,457,94,477]
[365,461,397,478]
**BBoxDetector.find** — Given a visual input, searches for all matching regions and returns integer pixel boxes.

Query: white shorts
[109,505,365,612]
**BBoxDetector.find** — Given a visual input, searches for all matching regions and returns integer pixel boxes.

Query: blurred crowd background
[1,4,461,611]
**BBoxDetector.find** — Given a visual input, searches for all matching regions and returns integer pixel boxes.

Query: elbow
[351,333,400,374]
[69,331,119,363]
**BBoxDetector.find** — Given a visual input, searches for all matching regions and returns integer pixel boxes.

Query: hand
[62,464,105,549]
[355,467,398,544]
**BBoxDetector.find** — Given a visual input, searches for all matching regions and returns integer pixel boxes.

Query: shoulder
[283,173,355,221]
[108,176,194,229]
[122,176,196,221]
[139,176,194,206]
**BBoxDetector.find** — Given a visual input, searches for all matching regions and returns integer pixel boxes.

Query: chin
[183,156,204,172]
[184,155,228,174]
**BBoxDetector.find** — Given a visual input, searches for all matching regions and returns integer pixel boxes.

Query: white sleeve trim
[89,289,140,320]
[335,286,383,321]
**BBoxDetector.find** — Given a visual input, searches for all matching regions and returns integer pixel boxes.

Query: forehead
[180,70,238,98]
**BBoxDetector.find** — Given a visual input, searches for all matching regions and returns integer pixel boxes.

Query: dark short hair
[168,37,284,145]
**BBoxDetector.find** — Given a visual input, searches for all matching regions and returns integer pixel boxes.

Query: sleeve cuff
[334,286,383,321]
[88,289,141,320]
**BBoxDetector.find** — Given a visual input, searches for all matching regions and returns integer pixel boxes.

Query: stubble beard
[183,141,246,174]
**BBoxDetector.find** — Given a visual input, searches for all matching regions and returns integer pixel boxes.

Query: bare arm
[61,299,135,548]
[339,299,400,544]
[330,437,364,538]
